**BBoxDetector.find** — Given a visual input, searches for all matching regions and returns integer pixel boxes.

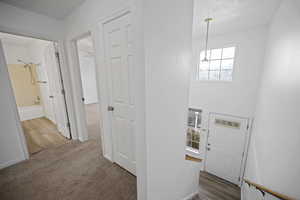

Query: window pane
[211,48,222,60]
[199,60,209,70]
[187,141,192,147]
[209,70,220,80]
[220,69,233,81]
[192,142,199,149]
[198,71,209,80]
[210,60,221,70]
[200,50,211,61]
[221,59,234,70]
[222,47,235,59]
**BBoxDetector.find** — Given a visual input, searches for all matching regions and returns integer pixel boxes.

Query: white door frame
[67,8,134,162]
[69,30,108,157]
[204,112,253,186]
[65,4,147,199]
[97,8,138,165]
[68,34,90,142]
[0,29,78,160]
[0,40,29,161]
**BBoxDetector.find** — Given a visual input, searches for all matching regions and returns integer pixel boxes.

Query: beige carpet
[0,104,137,200]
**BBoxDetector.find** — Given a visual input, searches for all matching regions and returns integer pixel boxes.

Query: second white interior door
[103,12,136,175]
[44,44,70,139]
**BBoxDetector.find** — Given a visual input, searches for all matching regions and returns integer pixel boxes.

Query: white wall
[189,26,268,128]
[143,0,200,199]
[1,42,31,64]
[0,42,28,169]
[244,0,300,199]
[78,50,98,104]
[28,40,54,122]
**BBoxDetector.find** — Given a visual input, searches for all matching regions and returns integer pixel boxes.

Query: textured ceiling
[0,0,86,20]
[193,0,282,37]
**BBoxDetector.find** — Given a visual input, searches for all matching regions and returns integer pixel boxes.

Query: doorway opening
[0,32,71,156]
[75,34,101,142]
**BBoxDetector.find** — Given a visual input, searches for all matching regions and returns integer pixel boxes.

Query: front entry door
[103,12,136,175]
[205,113,248,184]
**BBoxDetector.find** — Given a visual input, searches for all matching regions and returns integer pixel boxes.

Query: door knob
[107,106,114,111]
[207,147,211,151]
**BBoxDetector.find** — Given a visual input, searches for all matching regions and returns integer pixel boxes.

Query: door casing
[204,112,252,186]
[0,29,75,162]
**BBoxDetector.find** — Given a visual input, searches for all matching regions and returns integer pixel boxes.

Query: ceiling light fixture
[203,17,213,62]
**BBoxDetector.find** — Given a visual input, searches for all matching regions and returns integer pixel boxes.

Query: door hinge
[67,122,71,128]
[238,177,241,182]
[61,89,65,95]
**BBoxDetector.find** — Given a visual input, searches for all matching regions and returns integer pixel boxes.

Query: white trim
[68,38,89,142]
[57,40,78,140]
[0,41,29,164]
[90,27,109,157]
[97,8,132,165]
[18,105,44,121]
[239,118,254,186]
[203,112,252,186]
[182,191,198,200]
[186,147,202,159]
[0,158,25,170]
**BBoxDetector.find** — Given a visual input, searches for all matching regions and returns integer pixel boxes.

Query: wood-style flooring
[190,172,241,200]
[22,117,69,154]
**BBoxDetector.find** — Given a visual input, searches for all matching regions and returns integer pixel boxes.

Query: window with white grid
[198,47,236,81]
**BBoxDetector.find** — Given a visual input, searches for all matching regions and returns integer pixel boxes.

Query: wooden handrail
[244,179,295,200]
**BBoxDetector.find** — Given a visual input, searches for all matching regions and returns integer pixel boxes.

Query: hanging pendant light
[203,17,213,62]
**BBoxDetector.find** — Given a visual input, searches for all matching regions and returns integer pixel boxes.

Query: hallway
[0,105,137,200]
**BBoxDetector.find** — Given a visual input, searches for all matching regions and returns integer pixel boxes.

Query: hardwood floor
[22,117,69,154]
[191,172,241,200]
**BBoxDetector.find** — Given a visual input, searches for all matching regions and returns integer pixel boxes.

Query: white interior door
[44,44,70,139]
[103,13,136,175]
[205,113,248,185]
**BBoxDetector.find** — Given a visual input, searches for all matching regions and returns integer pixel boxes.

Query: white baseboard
[182,191,198,200]
[0,158,25,170]
[18,105,44,121]
[104,153,113,162]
